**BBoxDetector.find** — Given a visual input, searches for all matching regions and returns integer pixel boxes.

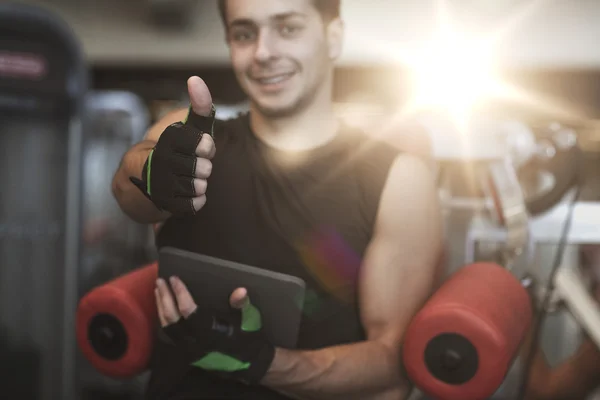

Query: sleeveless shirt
[146,113,400,400]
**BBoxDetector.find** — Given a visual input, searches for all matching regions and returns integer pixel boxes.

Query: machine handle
[554,268,600,349]
[519,131,582,216]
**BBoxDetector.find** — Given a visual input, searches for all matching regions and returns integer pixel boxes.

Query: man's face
[223,0,342,118]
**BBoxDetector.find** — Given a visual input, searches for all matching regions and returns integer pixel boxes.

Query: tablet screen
[158,247,306,349]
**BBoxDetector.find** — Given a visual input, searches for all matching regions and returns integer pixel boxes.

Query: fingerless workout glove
[159,299,275,384]
[130,104,216,216]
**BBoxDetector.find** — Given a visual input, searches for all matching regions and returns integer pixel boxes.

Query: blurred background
[2,0,600,399]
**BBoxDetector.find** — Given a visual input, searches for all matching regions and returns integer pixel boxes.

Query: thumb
[229,288,262,332]
[230,288,248,309]
[187,76,213,117]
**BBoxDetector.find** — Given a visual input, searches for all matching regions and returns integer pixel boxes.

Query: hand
[154,277,275,384]
[130,76,217,216]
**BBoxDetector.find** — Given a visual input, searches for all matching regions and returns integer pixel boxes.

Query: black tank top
[146,113,399,400]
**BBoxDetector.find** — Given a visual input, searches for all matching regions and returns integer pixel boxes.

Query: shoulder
[346,127,403,202]
[343,126,401,179]
[343,127,404,235]
[349,117,434,166]
[387,152,436,184]
[383,153,438,203]
[346,126,399,158]
[377,153,440,227]
[350,122,437,197]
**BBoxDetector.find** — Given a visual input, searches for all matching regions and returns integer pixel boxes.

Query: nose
[254,30,278,63]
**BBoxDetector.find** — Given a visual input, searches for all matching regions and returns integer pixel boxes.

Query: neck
[249,79,339,152]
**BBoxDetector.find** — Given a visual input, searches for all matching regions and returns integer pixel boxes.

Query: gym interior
[1,1,600,399]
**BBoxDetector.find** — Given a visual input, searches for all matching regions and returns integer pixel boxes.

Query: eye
[279,24,302,37]
[231,29,256,43]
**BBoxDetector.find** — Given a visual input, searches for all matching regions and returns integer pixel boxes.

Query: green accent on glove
[146,149,155,196]
[241,299,262,332]
[190,298,264,372]
[182,105,191,124]
[192,351,251,371]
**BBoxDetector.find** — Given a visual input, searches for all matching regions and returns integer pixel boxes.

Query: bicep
[359,154,444,348]
[144,108,189,142]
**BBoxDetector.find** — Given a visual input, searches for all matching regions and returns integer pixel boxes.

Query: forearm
[112,140,171,224]
[262,340,409,400]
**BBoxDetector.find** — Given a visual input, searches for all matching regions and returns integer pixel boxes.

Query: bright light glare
[410,32,498,122]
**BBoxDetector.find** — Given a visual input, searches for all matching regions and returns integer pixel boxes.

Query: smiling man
[111,0,444,399]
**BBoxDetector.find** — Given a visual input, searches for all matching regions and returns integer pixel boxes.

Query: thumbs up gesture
[130,76,217,216]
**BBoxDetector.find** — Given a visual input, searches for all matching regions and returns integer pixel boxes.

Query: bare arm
[111,108,188,224]
[262,154,445,400]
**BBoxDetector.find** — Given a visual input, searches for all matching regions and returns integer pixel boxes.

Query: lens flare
[410,30,499,124]
[296,227,362,304]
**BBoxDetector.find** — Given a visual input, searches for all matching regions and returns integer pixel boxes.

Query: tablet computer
[158,247,306,349]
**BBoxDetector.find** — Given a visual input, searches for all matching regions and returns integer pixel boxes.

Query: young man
[112,0,443,399]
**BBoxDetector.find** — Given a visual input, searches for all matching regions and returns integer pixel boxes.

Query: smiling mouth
[253,72,295,85]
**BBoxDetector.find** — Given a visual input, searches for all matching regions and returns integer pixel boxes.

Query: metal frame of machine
[465,200,600,350]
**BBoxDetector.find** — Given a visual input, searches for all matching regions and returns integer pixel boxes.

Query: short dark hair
[217,0,341,25]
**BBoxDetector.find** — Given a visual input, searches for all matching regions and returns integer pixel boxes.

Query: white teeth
[258,74,291,85]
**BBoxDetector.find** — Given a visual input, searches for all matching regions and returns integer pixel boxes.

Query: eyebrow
[229,12,307,28]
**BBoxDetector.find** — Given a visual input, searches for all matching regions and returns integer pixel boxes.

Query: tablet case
[158,247,306,349]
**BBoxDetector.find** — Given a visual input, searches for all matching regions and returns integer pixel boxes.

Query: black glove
[159,299,275,384]
[130,104,216,216]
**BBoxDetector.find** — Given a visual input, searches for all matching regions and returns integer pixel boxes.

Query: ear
[326,18,344,60]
